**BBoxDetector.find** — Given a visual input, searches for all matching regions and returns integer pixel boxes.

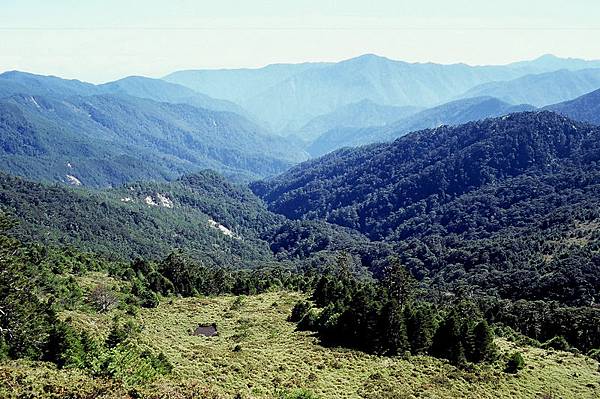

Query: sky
[1,0,600,83]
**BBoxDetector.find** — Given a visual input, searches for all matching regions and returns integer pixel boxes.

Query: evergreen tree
[158,252,198,296]
[431,310,466,365]
[405,303,436,355]
[45,321,85,368]
[381,299,409,355]
[468,320,496,363]
[382,257,417,307]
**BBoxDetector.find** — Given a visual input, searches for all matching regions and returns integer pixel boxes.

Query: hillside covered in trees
[0,170,383,272]
[253,111,600,305]
[0,72,306,186]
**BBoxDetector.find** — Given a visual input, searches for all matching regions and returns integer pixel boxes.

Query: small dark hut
[192,323,218,337]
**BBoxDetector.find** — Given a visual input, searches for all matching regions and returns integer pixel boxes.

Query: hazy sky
[1,0,600,83]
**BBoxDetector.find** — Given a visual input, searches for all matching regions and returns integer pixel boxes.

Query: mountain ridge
[164,54,600,132]
[307,96,535,157]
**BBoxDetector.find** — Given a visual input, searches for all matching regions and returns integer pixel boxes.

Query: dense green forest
[0,170,382,272]
[253,112,600,305]
[291,255,600,363]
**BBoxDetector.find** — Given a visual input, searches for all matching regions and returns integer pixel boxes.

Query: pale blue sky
[1,0,599,83]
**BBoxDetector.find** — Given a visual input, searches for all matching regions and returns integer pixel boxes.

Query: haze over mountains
[458,68,600,107]
[0,71,307,186]
[165,53,600,133]
[99,76,248,115]
[307,96,535,157]
[2,54,600,189]
[545,88,600,125]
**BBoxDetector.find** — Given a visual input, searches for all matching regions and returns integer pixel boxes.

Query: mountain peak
[342,53,395,65]
[534,54,561,61]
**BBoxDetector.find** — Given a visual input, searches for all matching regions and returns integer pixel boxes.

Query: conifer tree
[381,299,410,355]
[469,320,496,363]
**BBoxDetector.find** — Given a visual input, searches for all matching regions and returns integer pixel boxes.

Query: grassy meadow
[1,289,599,398]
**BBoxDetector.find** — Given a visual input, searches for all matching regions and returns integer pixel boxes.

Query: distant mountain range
[0,71,306,186]
[2,54,600,187]
[458,68,600,107]
[307,81,600,157]
[308,97,535,157]
[293,100,421,143]
[165,54,600,132]
[545,88,600,125]
[99,76,248,115]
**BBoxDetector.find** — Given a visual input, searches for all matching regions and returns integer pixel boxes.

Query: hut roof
[193,323,218,337]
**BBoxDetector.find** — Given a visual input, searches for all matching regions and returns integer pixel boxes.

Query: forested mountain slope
[254,112,600,304]
[0,92,305,186]
[0,171,275,266]
[0,71,305,185]
[0,170,379,270]
[0,70,99,98]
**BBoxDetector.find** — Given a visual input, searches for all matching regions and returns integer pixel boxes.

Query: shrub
[0,336,9,361]
[101,343,172,386]
[587,348,600,362]
[282,389,320,399]
[289,301,311,322]
[231,295,245,310]
[106,318,140,348]
[505,352,525,373]
[542,336,570,351]
[139,289,160,308]
[297,309,319,331]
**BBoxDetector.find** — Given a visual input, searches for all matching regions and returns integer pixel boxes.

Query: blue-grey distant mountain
[1,71,251,117]
[544,88,600,125]
[99,76,249,116]
[164,54,600,133]
[507,54,600,74]
[0,70,98,98]
[308,97,534,157]
[458,68,600,107]
[163,62,326,104]
[0,72,306,186]
[294,100,421,142]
